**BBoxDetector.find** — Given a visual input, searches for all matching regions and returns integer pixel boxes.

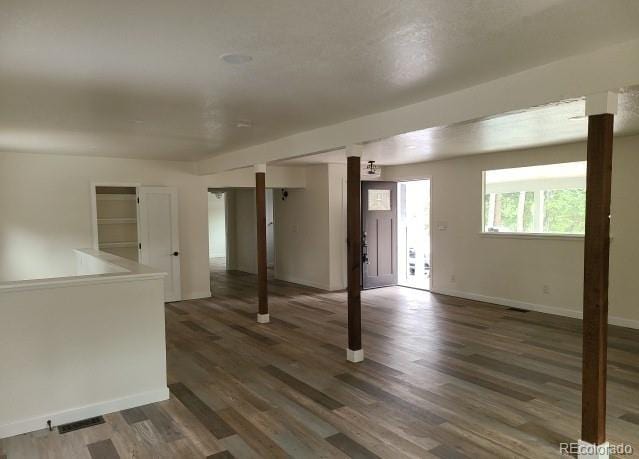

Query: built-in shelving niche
[95,186,139,261]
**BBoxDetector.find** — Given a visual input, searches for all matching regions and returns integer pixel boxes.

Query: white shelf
[99,241,138,249]
[96,194,136,202]
[98,218,137,225]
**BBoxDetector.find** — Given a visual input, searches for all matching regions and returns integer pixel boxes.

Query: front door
[362,181,398,289]
[138,186,182,302]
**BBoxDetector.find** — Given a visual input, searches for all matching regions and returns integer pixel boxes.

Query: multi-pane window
[482,162,586,235]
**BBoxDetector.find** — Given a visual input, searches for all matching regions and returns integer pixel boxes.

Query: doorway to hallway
[398,180,431,290]
[208,191,227,273]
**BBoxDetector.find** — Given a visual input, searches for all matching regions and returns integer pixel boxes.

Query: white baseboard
[0,387,169,439]
[274,274,331,291]
[431,288,639,330]
[183,290,211,300]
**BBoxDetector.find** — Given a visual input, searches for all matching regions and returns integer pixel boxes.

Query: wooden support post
[580,92,616,456]
[255,164,269,324]
[346,146,363,362]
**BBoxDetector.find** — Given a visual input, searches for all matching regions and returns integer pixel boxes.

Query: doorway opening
[208,188,276,279]
[398,180,431,290]
[208,191,227,273]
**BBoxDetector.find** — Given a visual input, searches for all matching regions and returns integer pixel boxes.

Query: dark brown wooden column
[346,151,363,362]
[255,165,269,323]
[581,104,615,446]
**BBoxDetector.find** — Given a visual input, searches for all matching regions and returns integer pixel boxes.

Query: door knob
[173,251,179,256]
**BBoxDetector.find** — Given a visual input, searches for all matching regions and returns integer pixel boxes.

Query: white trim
[254,164,267,174]
[431,288,639,330]
[345,144,364,158]
[608,315,639,329]
[90,182,141,251]
[586,91,618,116]
[257,313,270,324]
[0,387,169,439]
[0,273,166,293]
[99,241,138,248]
[98,218,137,225]
[479,232,584,241]
[182,290,211,300]
[95,194,137,201]
[578,440,610,459]
[273,274,331,291]
[347,349,364,362]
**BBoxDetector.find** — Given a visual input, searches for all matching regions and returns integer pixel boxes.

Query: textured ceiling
[2,0,639,160]
[280,87,639,166]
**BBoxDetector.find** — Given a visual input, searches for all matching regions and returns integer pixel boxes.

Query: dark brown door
[361,181,398,289]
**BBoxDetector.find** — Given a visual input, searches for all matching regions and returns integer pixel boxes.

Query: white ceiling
[2,0,639,160]
[279,87,639,166]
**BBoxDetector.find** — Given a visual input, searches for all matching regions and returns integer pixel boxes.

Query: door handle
[172,251,179,256]
[362,231,368,264]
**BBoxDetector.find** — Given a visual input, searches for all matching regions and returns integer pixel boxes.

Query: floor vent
[57,416,105,434]
[507,307,529,313]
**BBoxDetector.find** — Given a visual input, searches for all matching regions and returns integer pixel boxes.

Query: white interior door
[138,187,181,302]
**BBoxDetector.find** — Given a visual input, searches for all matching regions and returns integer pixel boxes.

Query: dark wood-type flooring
[2,270,639,458]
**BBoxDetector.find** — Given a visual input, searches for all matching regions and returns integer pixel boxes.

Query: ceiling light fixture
[236,120,252,128]
[221,53,253,65]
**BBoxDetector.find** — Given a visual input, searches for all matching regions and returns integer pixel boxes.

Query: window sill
[479,232,585,241]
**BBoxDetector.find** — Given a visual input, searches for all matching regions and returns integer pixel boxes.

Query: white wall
[0,151,212,299]
[269,163,348,291]
[203,165,307,189]
[207,192,226,258]
[0,152,307,300]
[275,165,329,289]
[0,273,167,438]
[327,163,347,290]
[383,135,639,327]
[227,188,257,274]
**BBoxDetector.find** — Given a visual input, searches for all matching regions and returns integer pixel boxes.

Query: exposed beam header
[345,144,364,158]
[197,38,639,175]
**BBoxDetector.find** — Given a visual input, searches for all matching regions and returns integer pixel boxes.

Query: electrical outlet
[543,284,550,294]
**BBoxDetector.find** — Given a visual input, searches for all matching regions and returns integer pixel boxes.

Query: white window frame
[480,163,586,240]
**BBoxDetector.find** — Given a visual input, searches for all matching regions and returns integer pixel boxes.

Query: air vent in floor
[57,416,105,434]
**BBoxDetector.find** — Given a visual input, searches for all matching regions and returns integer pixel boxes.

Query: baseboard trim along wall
[432,288,639,330]
[273,274,333,292]
[0,387,169,439]
[183,290,212,300]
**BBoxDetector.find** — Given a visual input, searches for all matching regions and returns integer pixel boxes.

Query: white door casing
[138,187,181,302]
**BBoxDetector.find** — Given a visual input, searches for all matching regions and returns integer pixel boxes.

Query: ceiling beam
[197,38,639,175]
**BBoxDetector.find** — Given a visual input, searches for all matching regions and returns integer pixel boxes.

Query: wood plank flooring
[2,270,639,458]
